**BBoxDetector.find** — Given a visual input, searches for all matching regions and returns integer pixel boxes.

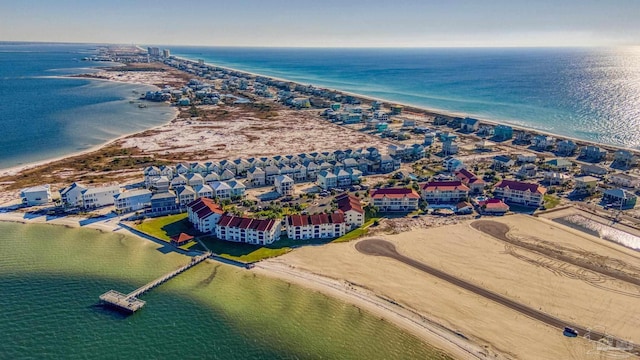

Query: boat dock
[99,252,211,313]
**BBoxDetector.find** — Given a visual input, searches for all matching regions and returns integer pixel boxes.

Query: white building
[370,188,420,212]
[215,215,282,245]
[187,197,224,233]
[82,185,121,209]
[59,182,87,208]
[335,194,364,229]
[274,175,295,196]
[114,189,152,213]
[493,180,546,207]
[317,170,338,190]
[287,213,347,240]
[609,173,640,188]
[421,181,470,204]
[20,185,52,206]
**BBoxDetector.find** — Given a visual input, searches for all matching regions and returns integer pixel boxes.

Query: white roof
[115,189,151,199]
[275,175,294,183]
[21,184,50,193]
[83,185,121,195]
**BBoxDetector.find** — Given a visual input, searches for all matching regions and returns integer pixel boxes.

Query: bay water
[0,222,447,359]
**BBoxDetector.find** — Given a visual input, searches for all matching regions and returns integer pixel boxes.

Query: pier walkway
[99,252,211,313]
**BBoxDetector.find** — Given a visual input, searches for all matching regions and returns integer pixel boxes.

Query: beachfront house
[580,145,607,162]
[286,213,347,240]
[613,150,636,169]
[150,191,179,214]
[187,197,224,233]
[608,173,640,188]
[493,125,513,141]
[274,175,295,196]
[421,181,470,204]
[602,189,638,210]
[370,188,420,212]
[602,189,637,209]
[82,185,122,209]
[461,117,479,133]
[20,184,52,206]
[59,182,87,208]
[335,194,364,229]
[556,140,578,156]
[493,180,546,207]
[215,215,282,245]
[533,135,555,150]
[114,189,152,213]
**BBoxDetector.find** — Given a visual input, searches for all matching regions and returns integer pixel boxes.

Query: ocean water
[0,43,175,170]
[171,46,640,149]
[0,222,447,359]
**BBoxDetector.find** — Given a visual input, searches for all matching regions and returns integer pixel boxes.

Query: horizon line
[1,40,639,50]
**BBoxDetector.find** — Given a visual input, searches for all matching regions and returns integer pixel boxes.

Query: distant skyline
[1,0,639,47]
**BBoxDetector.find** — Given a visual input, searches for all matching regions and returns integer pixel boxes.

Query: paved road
[356,239,639,357]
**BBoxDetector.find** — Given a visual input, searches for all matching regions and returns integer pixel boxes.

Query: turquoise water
[0,222,448,359]
[0,43,175,170]
[171,46,640,149]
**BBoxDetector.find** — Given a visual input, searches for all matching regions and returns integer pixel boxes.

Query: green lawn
[543,194,561,210]
[199,235,294,263]
[135,213,195,242]
[332,228,368,243]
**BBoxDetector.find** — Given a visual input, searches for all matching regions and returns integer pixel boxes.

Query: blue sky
[1,0,638,47]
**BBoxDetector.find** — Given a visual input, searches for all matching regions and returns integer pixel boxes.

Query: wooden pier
[99,252,211,313]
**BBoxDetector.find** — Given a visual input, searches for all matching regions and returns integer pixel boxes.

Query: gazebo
[171,233,194,247]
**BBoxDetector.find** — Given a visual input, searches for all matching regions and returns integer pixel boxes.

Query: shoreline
[254,260,494,360]
[0,76,179,178]
[173,54,639,153]
[0,213,482,359]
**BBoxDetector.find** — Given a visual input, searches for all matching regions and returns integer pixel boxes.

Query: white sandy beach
[262,215,640,360]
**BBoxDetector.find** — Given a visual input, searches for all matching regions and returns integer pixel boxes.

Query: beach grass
[135,213,191,242]
[544,194,561,210]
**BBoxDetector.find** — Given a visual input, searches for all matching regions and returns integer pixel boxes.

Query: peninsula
[1,45,640,360]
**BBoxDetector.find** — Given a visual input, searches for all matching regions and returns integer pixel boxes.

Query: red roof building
[186,197,224,233]
[420,181,470,204]
[287,213,347,240]
[478,198,510,214]
[370,188,420,212]
[171,233,195,247]
[455,168,485,193]
[335,193,365,228]
[493,180,546,207]
[215,215,281,245]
